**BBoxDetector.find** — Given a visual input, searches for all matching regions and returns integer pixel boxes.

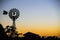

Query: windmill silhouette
[3,8,20,37]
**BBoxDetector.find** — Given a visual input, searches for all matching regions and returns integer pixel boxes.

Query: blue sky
[1,0,59,25]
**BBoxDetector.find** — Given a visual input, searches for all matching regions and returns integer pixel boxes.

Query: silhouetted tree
[0,24,8,40]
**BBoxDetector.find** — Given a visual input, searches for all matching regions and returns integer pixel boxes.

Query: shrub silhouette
[0,24,8,40]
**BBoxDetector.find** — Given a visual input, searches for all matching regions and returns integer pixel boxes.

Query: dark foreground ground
[0,24,60,40]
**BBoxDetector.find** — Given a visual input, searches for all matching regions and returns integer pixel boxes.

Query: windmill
[3,8,20,37]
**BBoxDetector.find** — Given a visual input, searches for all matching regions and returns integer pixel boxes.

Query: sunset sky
[0,0,60,37]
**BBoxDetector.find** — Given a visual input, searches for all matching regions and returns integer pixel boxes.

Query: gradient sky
[0,0,60,37]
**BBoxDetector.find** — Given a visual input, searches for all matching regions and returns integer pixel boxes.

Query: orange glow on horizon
[1,21,60,37]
